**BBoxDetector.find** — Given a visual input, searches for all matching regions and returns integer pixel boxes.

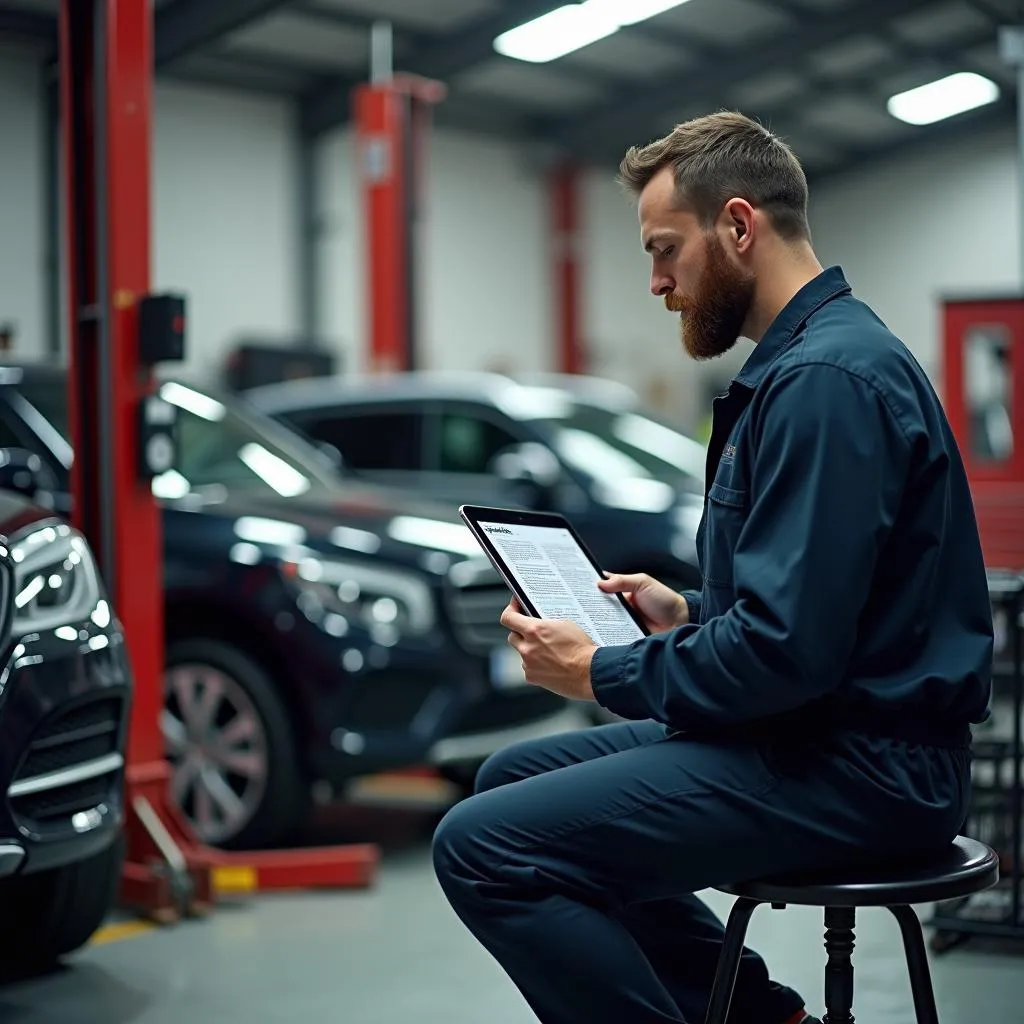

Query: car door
[286,402,428,491]
[420,401,540,509]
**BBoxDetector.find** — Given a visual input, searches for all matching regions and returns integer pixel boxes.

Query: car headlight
[280,555,436,642]
[10,523,104,634]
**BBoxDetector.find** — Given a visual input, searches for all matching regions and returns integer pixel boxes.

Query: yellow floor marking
[89,920,157,946]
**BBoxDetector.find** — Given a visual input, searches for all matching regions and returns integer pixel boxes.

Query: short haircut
[618,111,810,242]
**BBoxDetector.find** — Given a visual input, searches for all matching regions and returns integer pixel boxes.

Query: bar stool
[704,836,1000,1024]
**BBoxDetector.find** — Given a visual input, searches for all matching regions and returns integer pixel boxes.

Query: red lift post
[354,39,445,374]
[549,164,585,375]
[60,0,377,923]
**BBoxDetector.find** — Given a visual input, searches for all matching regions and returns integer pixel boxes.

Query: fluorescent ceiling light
[887,72,1000,126]
[495,0,691,63]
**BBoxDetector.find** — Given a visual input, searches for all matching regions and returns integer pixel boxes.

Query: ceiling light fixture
[886,71,1000,126]
[494,0,693,64]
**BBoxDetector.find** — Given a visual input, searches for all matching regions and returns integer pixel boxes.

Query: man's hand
[597,573,690,634]
[500,601,598,701]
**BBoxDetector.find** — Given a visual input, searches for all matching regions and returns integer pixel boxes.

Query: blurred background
[2,0,1020,434]
[1,2,1024,1022]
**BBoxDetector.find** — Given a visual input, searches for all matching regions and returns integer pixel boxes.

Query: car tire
[164,639,308,851]
[0,831,124,971]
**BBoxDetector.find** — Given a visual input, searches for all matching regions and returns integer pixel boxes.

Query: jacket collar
[732,265,852,389]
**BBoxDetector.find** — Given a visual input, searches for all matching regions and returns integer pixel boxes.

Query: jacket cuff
[590,643,649,720]
[681,588,702,625]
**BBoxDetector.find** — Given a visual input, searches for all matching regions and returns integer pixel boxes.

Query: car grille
[9,695,126,827]
[445,563,509,655]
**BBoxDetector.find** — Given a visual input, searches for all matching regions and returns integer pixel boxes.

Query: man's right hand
[597,573,690,634]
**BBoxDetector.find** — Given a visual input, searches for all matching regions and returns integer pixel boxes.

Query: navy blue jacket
[591,267,993,747]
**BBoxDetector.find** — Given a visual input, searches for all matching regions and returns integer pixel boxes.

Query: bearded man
[432,111,993,1024]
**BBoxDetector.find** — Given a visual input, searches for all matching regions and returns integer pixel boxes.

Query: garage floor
[2,799,1022,1024]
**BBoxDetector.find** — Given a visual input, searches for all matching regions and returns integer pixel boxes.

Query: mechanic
[432,111,993,1024]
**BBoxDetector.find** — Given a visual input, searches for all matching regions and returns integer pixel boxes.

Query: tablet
[459,504,649,646]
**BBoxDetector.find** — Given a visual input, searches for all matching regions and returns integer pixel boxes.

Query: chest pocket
[702,482,749,589]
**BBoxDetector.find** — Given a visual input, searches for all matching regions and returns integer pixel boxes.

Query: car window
[12,376,338,500]
[533,402,706,494]
[437,411,520,474]
[300,410,422,472]
[0,407,29,450]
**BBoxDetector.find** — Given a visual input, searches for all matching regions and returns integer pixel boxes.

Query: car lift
[59,0,378,923]
[355,24,445,373]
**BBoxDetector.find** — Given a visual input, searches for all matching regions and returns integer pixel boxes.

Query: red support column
[61,0,216,921]
[354,75,445,374]
[550,164,585,374]
[61,0,378,922]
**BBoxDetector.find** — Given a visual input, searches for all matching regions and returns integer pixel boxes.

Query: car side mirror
[0,448,58,505]
[488,443,561,508]
[315,441,346,474]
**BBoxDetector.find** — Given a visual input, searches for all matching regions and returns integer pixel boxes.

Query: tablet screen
[476,519,646,646]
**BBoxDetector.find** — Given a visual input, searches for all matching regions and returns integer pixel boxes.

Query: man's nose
[651,274,674,297]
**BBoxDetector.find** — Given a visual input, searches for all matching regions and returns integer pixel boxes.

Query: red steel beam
[61,0,164,761]
[550,164,584,374]
[61,0,208,921]
[354,74,444,373]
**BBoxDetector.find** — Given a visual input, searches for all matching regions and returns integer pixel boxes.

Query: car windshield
[17,375,338,501]
[534,402,707,494]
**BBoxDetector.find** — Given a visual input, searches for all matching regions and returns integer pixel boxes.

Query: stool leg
[822,906,856,1024]
[703,897,761,1024]
[888,904,940,1024]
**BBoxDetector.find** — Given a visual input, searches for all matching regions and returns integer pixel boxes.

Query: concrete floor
[2,800,1022,1024]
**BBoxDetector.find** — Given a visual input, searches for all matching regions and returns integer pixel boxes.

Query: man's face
[638,167,755,361]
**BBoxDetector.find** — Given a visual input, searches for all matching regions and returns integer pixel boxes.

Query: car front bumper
[0,623,132,876]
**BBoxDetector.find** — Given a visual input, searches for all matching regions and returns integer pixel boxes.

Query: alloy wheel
[162,662,269,846]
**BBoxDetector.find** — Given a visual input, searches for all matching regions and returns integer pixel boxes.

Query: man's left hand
[499,601,599,701]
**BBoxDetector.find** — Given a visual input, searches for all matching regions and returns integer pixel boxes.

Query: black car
[0,488,131,969]
[0,364,583,850]
[246,371,708,592]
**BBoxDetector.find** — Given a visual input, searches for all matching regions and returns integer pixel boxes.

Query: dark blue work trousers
[432,718,969,1024]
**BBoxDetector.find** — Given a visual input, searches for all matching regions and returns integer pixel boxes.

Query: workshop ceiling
[0,0,1020,181]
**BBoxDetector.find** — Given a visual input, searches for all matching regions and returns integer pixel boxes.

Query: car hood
[0,487,68,542]
[166,480,489,569]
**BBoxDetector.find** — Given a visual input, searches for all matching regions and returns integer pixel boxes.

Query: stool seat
[705,836,1001,1024]
[717,835,999,908]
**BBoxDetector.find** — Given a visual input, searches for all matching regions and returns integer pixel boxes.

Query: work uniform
[432,266,994,1024]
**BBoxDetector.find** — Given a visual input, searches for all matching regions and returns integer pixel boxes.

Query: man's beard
[665,234,755,361]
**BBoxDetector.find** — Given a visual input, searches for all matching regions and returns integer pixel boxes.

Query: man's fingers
[598,572,650,593]
[500,603,534,633]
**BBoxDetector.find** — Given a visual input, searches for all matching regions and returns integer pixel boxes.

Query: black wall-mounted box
[139,293,186,364]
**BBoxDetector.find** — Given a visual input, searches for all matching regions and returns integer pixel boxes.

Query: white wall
[316,126,552,377]
[808,123,1021,386]
[0,43,1019,428]
[0,57,301,380]
[0,49,46,358]
[577,124,1023,431]
[314,124,737,433]
[153,82,300,382]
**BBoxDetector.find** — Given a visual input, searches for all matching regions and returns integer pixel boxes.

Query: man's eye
[662,247,675,258]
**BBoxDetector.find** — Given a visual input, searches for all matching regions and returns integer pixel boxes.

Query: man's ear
[723,198,755,252]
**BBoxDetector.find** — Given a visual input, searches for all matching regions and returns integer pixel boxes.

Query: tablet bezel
[458,504,651,639]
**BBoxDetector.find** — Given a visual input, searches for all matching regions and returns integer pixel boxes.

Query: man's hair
[618,111,810,242]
